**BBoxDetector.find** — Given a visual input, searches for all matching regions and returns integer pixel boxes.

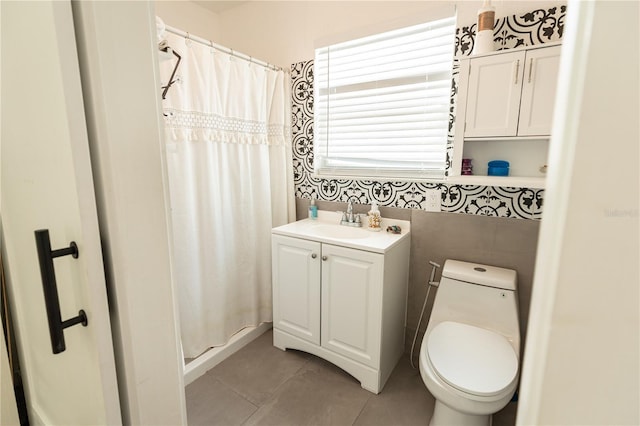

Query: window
[314,15,457,179]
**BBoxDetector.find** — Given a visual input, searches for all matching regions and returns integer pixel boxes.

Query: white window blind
[314,16,456,179]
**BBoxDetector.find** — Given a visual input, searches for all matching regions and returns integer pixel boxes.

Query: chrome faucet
[340,200,362,227]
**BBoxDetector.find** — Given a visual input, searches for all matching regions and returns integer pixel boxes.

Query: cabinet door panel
[465,51,526,137]
[518,45,562,136]
[321,245,383,368]
[272,235,321,345]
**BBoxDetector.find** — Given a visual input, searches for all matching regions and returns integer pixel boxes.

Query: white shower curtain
[160,31,295,358]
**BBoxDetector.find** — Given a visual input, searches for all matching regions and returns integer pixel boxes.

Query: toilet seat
[426,321,518,397]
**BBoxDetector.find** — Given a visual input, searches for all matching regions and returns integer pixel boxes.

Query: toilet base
[430,400,491,426]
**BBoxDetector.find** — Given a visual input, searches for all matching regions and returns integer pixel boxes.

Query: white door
[272,235,321,345]
[1,1,121,424]
[518,45,562,136]
[464,50,526,137]
[321,244,383,368]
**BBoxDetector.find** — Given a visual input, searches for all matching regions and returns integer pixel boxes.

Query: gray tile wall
[295,198,540,358]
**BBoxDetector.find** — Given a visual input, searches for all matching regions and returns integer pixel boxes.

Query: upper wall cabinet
[463,44,562,138]
[448,42,563,187]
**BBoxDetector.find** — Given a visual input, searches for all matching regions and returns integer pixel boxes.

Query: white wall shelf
[447,175,546,189]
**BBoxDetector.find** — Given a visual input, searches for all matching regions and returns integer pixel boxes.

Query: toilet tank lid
[442,260,517,290]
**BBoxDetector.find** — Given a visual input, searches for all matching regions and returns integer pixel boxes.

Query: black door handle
[34,229,88,354]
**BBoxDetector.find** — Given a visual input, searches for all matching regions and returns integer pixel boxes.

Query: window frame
[313,15,457,181]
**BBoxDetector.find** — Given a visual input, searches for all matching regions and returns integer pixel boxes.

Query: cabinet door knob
[322,255,328,261]
[528,58,534,83]
[311,253,317,259]
[514,59,520,85]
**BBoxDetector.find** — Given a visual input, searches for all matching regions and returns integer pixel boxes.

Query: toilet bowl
[419,260,520,426]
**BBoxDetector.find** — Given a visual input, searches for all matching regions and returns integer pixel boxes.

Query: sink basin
[311,224,370,240]
[272,212,409,253]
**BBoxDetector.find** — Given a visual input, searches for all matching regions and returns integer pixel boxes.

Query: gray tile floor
[185,329,517,426]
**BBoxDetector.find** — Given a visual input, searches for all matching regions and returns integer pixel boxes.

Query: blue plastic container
[488,160,510,176]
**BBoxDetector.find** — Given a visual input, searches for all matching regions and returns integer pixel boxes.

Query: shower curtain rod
[163,25,284,72]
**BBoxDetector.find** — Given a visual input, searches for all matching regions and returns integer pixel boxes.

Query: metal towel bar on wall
[34,229,88,354]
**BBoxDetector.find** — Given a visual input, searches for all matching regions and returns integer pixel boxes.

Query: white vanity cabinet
[463,44,562,138]
[271,214,410,394]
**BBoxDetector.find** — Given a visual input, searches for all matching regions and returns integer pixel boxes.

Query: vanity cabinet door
[517,45,562,136]
[321,244,384,368]
[464,50,526,137]
[272,235,321,345]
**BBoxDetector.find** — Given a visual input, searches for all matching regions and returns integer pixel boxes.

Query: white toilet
[419,259,520,426]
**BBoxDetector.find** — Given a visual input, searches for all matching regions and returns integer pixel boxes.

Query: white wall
[0,3,19,422]
[518,1,639,424]
[156,0,222,40]
[72,2,187,424]
[155,0,560,68]
[0,4,9,423]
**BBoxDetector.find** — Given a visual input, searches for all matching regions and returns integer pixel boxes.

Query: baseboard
[183,322,272,386]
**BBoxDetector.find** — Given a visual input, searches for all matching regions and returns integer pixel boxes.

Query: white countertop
[272,211,411,254]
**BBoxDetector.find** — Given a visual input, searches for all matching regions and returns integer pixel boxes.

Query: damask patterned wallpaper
[291,5,566,220]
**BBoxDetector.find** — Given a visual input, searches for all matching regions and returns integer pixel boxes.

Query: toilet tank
[427,260,520,351]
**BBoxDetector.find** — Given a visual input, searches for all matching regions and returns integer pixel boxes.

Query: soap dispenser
[367,201,382,231]
[308,197,318,220]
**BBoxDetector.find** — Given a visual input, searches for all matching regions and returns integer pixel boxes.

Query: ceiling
[193,1,249,14]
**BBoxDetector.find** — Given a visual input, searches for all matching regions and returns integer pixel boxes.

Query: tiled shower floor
[185,329,517,425]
